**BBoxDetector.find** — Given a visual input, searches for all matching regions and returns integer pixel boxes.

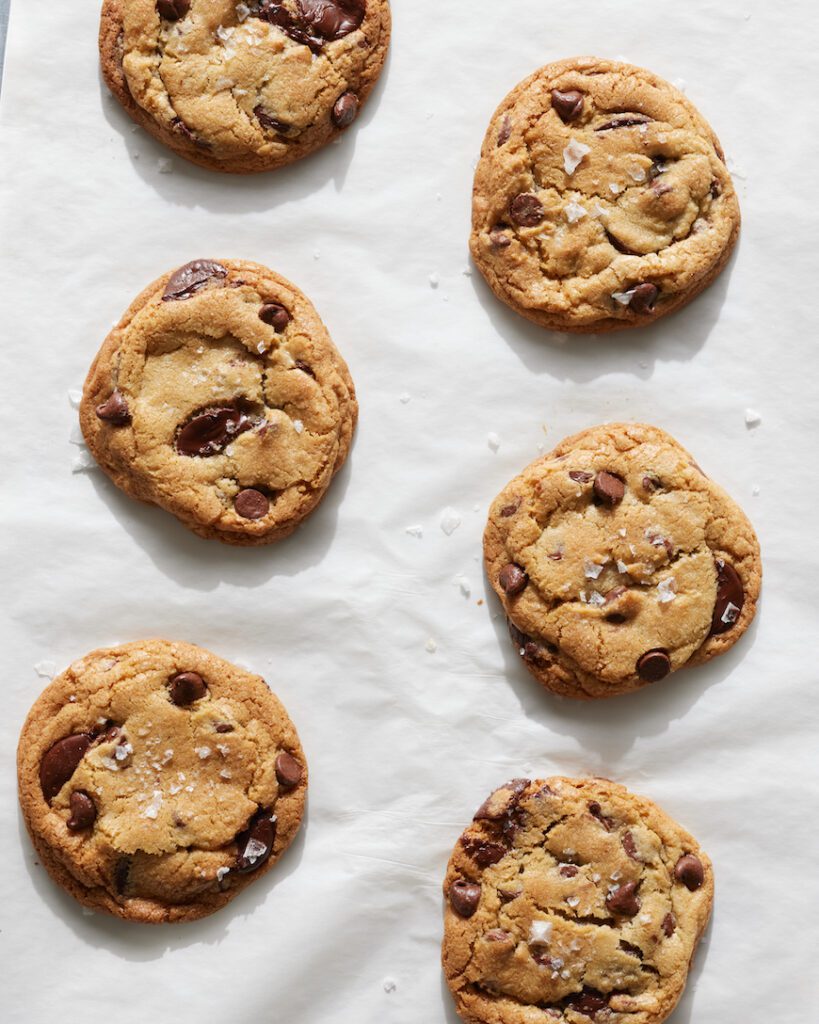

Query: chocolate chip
[156,0,190,20]
[95,390,131,425]
[498,563,528,596]
[485,928,512,943]
[497,115,512,146]
[162,260,227,301]
[605,586,627,605]
[622,831,640,861]
[214,722,235,734]
[332,92,359,128]
[489,227,512,249]
[168,671,207,706]
[449,880,481,918]
[619,940,643,958]
[662,912,677,937]
[171,116,209,150]
[588,802,615,831]
[460,836,507,867]
[474,779,529,821]
[40,734,92,802]
[710,559,744,636]
[593,471,625,506]
[560,864,579,878]
[551,89,584,123]
[114,858,130,894]
[509,193,544,227]
[674,853,705,891]
[606,881,641,916]
[636,649,671,682]
[498,887,521,903]
[596,114,653,131]
[293,360,315,378]
[500,499,520,517]
[254,106,290,134]
[710,179,722,199]
[67,791,97,831]
[569,470,594,483]
[176,406,253,457]
[236,810,277,873]
[565,990,608,1017]
[642,474,661,492]
[628,283,659,314]
[234,488,270,520]
[275,751,303,789]
[256,0,364,53]
[259,302,291,332]
[606,230,641,256]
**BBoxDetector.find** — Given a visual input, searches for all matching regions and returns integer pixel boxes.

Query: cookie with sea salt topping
[80,258,356,545]
[99,0,391,173]
[484,423,761,699]
[443,776,713,1024]
[17,640,307,923]
[471,57,740,332]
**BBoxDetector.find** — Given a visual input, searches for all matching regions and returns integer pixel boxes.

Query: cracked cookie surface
[17,640,307,923]
[100,0,391,173]
[471,57,740,332]
[484,424,761,698]
[80,258,357,545]
[443,777,713,1024]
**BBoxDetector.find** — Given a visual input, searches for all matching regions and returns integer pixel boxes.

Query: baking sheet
[1,2,817,1021]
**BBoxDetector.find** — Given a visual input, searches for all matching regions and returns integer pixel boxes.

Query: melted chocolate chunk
[460,836,507,868]
[596,114,653,131]
[497,115,512,146]
[674,853,705,891]
[449,879,481,918]
[551,89,584,123]
[498,563,528,596]
[606,880,641,916]
[157,0,190,20]
[593,471,625,506]
[259,302,291,331]
[95,390,131,425]
[509,193,544,227]
[254,106,291,134]
[40,734,92,802]
[256,0,365,54]
[67,791,98,831]
[710,559,744,635]
[236,810,277,873]
[162,260,227,301]
[628,283,659,314]
[176,406,254,457]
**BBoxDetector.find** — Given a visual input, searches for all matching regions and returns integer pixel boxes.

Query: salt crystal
[657,578,677,603]
[487,432,501,452]
[115,742,133,761]
[220,768,232,780]
[440,507,462,536]
[399,392,411,404]
[405,525,424,538]
[745,408,762,428]
[293,419,304,434]
[609,182,622,195]
[584,558,605,579]
[612,289,636,306]
[69,424,85,446]
[529,920,553,944]
[752,485,760,496]
[616,560,629,574]
[453,574,471,597]
[196,746,212,760]
[143,791,162,819]
[566,896,580,908]
[721,602,740,625]
[425,639,437,654]
[217,866,231,881]
[34,660,57,679]
[158,158,174,174]
[383,979,397,994]
[564,201,587,223]
[68,388,83,408]
[628,166,646,183]
[563,139,591,175]
[429,273,439,289]
[588,591,606,608]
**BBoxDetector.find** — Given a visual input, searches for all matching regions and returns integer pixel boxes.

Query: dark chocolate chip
[449,880,481,918]
[168,671,207,706]
[256,0,364,53]
[332,92,359,128]
[498,888,521,903]
[176,406,253,457]
[67,790,97,831]
[234,488,270,520]
[460,836,507,867]
[254,106,290,134]
[157,0,190,20]
[171,116,209,150]
[710,559,744,636]
[605,586,627,605]
[95,390,131,425]
[474,779,529,821]
[560,864,579,878]
[569,470,594,483]
[565,990,608,1017]
[619,940,643,958]
[489,227,512,249]
[588,801,615,831]
[275,751,303,789]
[509,193,544,227]
[662,912,677,937]
[497,115,512,146]
[485,928,512,943]
[40,734,92,802]
[214,722,235,734]
[622,831,640,861]
[710,179,721,199]
[637,649,671,682]
[593,471,625,506]
[606,881,641,917]
[500,499,520,517]
[498,563,528,596]
[259,302,291,332]
[551,89,584,123]
[236,810,277,873]
[628,283,659,314]
[162,260,227,301]
[674,853,705,891]
[642,474,661,493]
[114,858,130,894]
[596,114,653,131]
[293,360,315,378]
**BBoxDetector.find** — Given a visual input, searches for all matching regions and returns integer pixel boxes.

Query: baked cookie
[484,424,761,699]
[443,776,713,1024]
[100,0,391,173]
[80,258,357,545]
[17,640,307,924]
[471,57,740,332]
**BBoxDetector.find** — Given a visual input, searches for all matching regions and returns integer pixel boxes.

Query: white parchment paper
[1,2,818,1021]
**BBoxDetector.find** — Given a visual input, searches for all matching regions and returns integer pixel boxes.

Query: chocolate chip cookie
[443,777,713,1024]
[100,0,391,173]
[80,259,357,545]
[17,640,307,923]
[471,57,740,332]
[484,424,761,699]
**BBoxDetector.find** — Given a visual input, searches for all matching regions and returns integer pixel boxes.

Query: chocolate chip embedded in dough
[67,790,97,831]
[332,92,359,128]
[551,89,584,123]
[510,193,544,227]
[637,649,671,682]
[236,811,277,873]
[162,260,227,301]
[674,853,705,891]
[95,390,131,425]
[449,880,481,918]
[710,560,744,635]
[593,471,625,506]
[40,734,92,802]
[606,880,641,916]
[168,671,207,706]
[234,489,271,521]
[275,752,303,789]
[498,563,528,596]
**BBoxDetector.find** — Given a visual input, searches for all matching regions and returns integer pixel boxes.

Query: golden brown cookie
[471,57,740,332]
[100,0,392,173]
[17,640,307,923]
[484,423,761,699]
[443,777,713,1024]
[80,258,357,545]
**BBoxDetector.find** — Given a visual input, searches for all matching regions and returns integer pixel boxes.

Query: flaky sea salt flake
[564,201,587,223]
[440,507,462,535]
[657,578,677,604]
[563,139,591,175]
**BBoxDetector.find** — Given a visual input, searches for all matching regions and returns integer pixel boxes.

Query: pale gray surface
[0,1,9,88]
[1,4,818,1024]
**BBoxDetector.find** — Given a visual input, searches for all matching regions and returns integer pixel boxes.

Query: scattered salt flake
[405,524,424,538]
[745,408,762,428]
[440,507,462,536]
[612,289,636,306]
[566,896,580,908]
[564,200,587,223]
[618,528,627,538]
[69,424,85,446]
[529,920,553,944]
[68,388,83,408]
[34,660,57,679]
[242,839,268,865]
[216,744,230,756]
[143,791,163,820]
[609,182,622,195]
[721,601,741,625]
[563,139,591,175]
[592,203,608,219]
[169,784,182,795]
[588,591,606,608]
[462,265,473,277]
[584,558,606,579]
[158,158,174,174]
[217,866,231,881]
[100,756,119,771]
[640,914,652,924]
[453,574,472,597]
[383,979,397,994]
[657,578,677,604]
[616,560,629,574]
[293,419,304,434]
[487,432,501,452]
[628,166,646,183]
[115,742,133,761]
[196,746,212,760]
[399,392,411,404]
[429,273,440,289]
[672,77,688,93]
[425,638,438,654]
[220,768,233,780]
[752,485,760,497]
